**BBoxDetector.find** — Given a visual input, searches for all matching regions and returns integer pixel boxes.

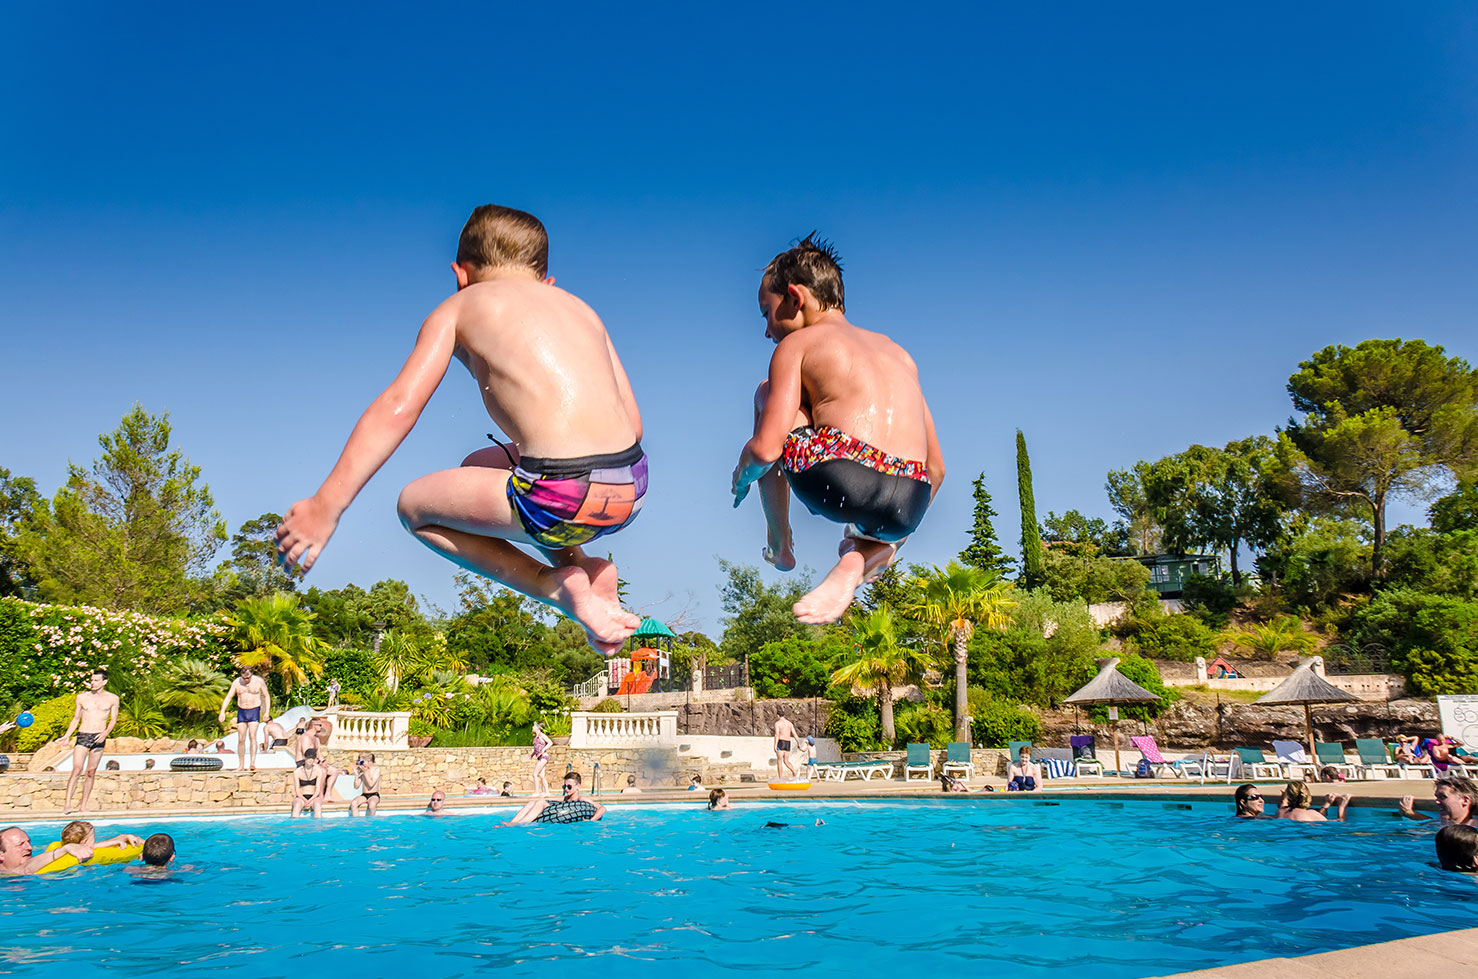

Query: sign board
[1437,695,1478,745]
[1108,706,1119,721]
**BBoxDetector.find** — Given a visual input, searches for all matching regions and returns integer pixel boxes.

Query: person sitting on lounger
[1007,746,1041,793]
[503,772,605,825]
[939,773,971,793]
[1398,776,1478,827]
[1394,735,1424,765]
[1436,824,1478,872]
[1234,784,1269,818]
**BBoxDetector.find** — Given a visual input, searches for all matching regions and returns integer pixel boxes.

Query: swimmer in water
[764,818,826,828]
[276,205,646,654]
[730,235,944,624]
[1233,784,1269,818]
[1436,824,1478,872]
[708,788,731,810]
[1398,776,1478,828]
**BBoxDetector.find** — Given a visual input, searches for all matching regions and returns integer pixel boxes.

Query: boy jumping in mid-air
[276,205,645,653]
[731,235,944,624]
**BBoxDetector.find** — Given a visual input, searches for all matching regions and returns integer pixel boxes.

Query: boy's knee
[396,487,423,532]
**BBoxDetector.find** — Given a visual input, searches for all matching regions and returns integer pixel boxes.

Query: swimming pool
[1,798,1471,977]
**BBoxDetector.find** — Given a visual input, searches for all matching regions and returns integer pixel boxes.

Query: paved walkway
[1152,928,1478,978]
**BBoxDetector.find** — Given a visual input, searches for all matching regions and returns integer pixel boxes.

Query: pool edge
[1150,926,1478,978]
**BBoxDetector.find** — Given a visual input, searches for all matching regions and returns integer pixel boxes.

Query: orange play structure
[614,648,661,694]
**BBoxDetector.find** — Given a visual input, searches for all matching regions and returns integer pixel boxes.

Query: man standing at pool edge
[61,668,118,814]
[275,205,646,654]
[219,665,271,772]
[732,235,944,624]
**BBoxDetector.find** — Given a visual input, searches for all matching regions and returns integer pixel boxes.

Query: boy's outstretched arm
[276,306,457,573]
[732,337,804,506]
[605,334,642,442]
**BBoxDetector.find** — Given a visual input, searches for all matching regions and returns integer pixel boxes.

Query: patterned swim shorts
[507,443,648,549]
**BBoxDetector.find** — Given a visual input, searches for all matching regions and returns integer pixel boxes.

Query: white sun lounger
[814,760,895,781]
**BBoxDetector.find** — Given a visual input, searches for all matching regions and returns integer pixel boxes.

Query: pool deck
[1152,927,1478,978]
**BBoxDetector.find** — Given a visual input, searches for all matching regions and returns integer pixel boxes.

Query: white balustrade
[331,711,412,751]
[569,711,678,749]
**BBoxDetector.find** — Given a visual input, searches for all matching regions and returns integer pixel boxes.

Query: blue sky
[3,4,1475,633]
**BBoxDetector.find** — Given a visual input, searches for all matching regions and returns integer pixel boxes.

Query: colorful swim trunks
[507,443,648,549]
[781,426,930,543]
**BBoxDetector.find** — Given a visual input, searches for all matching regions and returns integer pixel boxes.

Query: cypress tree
[1016,430,1045,588]
[959,473,1015,576]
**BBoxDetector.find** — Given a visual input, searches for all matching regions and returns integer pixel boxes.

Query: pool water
[1,799,1472,978]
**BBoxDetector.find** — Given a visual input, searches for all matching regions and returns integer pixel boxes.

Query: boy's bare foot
[762,532,796,572]
[548,565,638,653]
[793,552,866,624]
[576,556,641,632]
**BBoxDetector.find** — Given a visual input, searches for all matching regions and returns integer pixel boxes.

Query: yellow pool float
[37,840,144,873]
[768,782,812,791]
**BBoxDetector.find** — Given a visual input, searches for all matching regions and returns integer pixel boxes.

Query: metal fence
[1321,643,1393,676]
[703,663,747,690]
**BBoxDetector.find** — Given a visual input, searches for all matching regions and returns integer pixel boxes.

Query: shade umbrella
[1254,659,1359,763]
[1063,658,1161,776]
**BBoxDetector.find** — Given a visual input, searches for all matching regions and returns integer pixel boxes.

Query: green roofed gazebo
[633,618,676,640]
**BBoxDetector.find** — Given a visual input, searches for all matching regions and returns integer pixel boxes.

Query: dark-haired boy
[276,205,645,653]
[61,668,119,814]
[1436,824,1478,872]
[732,236,944,623]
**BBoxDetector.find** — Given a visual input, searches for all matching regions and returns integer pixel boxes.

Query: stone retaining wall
[0,746,703,815]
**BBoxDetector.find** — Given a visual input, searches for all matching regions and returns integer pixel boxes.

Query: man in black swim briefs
[732,235,944,626]
[219,665,272,772]
[62,669,119,815]
[503,771,606,825]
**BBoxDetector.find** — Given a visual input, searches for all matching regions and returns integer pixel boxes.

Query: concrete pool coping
[1152,927,1478,978]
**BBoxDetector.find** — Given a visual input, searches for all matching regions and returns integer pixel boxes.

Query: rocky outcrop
[678,698,830,739]
[1038,698,1438,751]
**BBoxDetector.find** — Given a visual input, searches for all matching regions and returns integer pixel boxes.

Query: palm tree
[226,592,327,694]
[831,606,934,744]
[906,561,1018,742]
[372,631,423,693]
[157,658,231,716]
[1219,615,1319,660]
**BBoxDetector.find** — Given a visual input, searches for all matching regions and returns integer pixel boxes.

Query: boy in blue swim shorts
[277,205,646,654]
[732,235,944,624]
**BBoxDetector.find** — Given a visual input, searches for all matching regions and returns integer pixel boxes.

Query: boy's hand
[276,497,340,575]
[731,448,773,507]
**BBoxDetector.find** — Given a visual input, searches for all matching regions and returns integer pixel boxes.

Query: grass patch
[1177,685,1265,703]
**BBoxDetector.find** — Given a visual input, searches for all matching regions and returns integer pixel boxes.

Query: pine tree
[1016,430,1045,588]
[959,473,1015,576]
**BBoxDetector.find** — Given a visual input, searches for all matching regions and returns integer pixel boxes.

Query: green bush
[967,691,1040,748]
[893,701,952,748]
[1348,589,1478,695]
[1180,574,1238,628]
[1118,613,1217,662]
[592,698,625,714]
[16,693,76,752]
[750,634,843,699]
[824,694,881,752]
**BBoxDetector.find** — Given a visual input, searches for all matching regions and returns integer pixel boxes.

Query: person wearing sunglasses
[503,771,605,825]
[1234,784,1269,818]
[424,790,449,816]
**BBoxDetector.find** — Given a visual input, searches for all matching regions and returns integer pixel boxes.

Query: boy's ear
[544,275,556,286]
[451,262,471,290]
[787,283,805,308]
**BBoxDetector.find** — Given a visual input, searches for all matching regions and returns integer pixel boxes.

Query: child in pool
[276,206,645,653]
[731,235,944,623]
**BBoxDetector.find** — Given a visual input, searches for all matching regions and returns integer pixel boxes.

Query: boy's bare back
[446,279,639,458]
[779,320,928,462]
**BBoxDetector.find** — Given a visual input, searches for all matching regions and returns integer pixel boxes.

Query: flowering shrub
[0,597,230,707]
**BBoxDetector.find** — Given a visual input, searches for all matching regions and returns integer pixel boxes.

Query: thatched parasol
[1255,659,1359,760]
[1063,658,1160,776]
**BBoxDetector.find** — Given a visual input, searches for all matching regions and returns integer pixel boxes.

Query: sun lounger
[1069,735,1104,777]
[1272,740,1319,780]
[1130,735,1198,778]
[1315,741,1360,780]
[1197,751,1236,784]
[814,760,895,781]
[1233,747,1284,779]
[1353,739,1402,779]
[940,742,974,780]
[904,743,934,780]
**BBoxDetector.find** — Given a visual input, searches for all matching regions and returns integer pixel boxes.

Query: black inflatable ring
[169,756,224,772]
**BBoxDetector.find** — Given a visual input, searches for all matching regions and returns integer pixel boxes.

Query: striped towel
[1043,758,1076,779]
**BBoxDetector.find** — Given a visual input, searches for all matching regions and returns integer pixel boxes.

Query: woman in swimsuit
[292,758,326,818]
[1234,783,1268,818]
[1007,746,1041,793]
[530,721,552,797]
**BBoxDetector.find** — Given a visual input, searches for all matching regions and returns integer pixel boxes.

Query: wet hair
[1436,824,1478,871]
[457,205,549,278]
[60,820,92,845]
[104,760,121,771]
[1284,780,1313,810]
[708,788,727,810]
[1233,784,1262,816]
[565,771,583,786]
[1436,776,1478,815]
[762,233,845,312]
[141,833,175,867]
